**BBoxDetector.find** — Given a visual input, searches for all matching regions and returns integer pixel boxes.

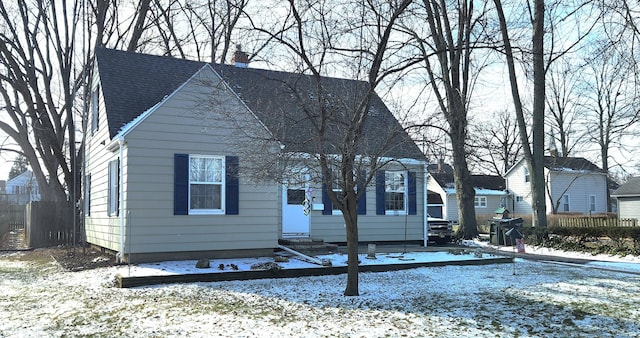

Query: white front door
[282,177,310,237]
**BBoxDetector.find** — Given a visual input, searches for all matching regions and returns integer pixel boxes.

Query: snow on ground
[1,245,640,337]
[114,250,484,277]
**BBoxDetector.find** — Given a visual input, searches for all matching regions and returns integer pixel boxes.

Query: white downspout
[423,161,428,247]
[118,138,125,261]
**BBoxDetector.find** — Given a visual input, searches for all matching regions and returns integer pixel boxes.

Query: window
[376,170,416,215]
[500,196,508,208]
[589,195,596,212]
[189,155,224,213]
[474,196,487,208]
[561,194,570,212]
[516,196,524,202]
[107,159,119,216]
[84,174,91,216]
[174,154,239,215]
[91,86,100,134]
[524,167,530,182]
[385,171,406,213]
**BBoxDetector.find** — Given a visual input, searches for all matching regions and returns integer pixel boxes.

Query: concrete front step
[278,238,338,255]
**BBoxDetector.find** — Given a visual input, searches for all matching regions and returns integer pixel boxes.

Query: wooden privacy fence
[7,204,25,231]
[24,201,73,248]
[557,216,638,228]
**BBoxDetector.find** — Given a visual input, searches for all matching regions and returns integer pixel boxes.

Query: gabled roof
[95,48,205,139]
[504,156,604,177]
[6,170,36,186]
[611,176,640,197]
[95,48,424,160]
[543,156,604,173]
[430,173,506,191]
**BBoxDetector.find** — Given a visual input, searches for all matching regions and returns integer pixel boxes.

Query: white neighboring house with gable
[6,170,40,205]
[504,156,608,215]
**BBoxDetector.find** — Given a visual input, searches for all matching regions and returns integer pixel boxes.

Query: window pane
[190,184,221,209]
[332,189,344,210]
[190,157,223,183]
[287,189,305,205]
[385,171,405,211]
[386,192,404,210]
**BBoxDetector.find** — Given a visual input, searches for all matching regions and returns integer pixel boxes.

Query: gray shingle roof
[95,48,424,160]
[543,156,604,172]
[430,173,506,191]
[611,176,640,197]
[96,48,205,138]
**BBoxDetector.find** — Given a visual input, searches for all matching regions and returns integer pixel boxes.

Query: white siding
[504,160,533,215]
[547,171,607,214]
[505,159,608,216]
[474,195,505,218]
[618,197,640,222]
[84,72,123,252]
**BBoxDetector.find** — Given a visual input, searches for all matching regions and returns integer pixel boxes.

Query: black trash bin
[489,218,523,246]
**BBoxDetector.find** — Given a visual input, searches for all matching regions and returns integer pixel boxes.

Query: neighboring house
[85,48,428,263]
[611,176,640,223]
[426,173,507,222]
[504,156,608,216]
[6,171,40,205]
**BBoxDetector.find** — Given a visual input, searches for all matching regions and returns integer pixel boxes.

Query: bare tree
[243,0,416,296]
[406,0,495,239]
[493,0,548,226]
[545,59,583,157]
[469,110,522,176]
[0,0,154,242]
[141,0,251,63]
[578,45,640,210]
[493,0,597,226]
[580,48,640,174]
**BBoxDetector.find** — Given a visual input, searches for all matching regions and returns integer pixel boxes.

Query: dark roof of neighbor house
[427,161,454,174]
[611,176,640,197]
[543,156,604,172]
[430,173,506,191]
[95,48,424,160]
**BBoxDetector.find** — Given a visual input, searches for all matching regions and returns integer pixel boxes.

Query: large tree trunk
[530,0,547,227]
[343,192,359,296]
[449,97,477,239]
[494,0,547,227]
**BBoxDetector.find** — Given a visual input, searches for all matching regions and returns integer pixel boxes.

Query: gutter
[118,137,125,262]
[423,161,428,247]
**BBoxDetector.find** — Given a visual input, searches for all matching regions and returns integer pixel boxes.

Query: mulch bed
[1,229,117,271]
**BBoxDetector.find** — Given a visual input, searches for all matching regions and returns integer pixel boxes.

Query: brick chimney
[232,45,249,68]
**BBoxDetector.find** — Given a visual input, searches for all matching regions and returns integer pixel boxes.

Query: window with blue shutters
[376,169,417,215]
[174,154,239,215]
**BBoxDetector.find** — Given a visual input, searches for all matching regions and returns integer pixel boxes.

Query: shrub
[535,226,640,256]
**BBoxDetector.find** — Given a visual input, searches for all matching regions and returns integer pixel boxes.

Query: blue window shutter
[408,171,417,215]
[376,170,385,215]
[226,156,239,215]
[174,154,189,215]
[322,181,332,215]
[357,170,366,215]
